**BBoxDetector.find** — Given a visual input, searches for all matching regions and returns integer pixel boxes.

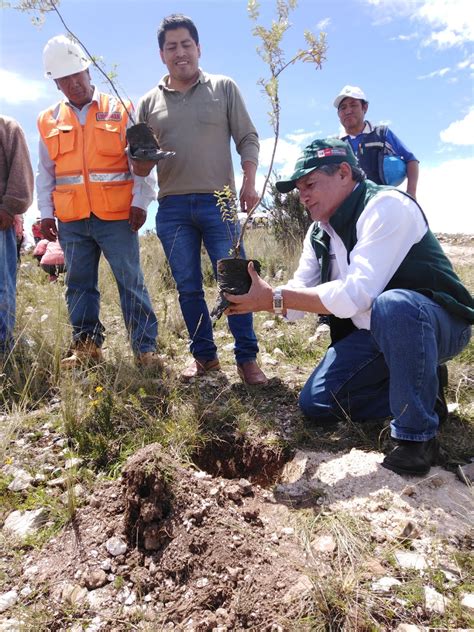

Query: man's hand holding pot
[224,261,273,315]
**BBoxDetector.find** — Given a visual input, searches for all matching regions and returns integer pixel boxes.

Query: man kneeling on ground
[225,138,473,477]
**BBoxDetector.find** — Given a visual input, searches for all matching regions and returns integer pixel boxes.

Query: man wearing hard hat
[37,35,161,369]
[334,85,419,198]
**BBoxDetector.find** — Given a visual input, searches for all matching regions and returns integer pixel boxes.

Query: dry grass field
[0,229,472,631]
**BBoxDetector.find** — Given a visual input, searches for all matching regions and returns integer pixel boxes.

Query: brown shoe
[180,357,221,380]
[61,339,103,369]
[135,351,165,370]
[237,360,268,386]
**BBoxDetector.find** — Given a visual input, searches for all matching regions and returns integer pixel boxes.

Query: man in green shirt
[134,14,267,385]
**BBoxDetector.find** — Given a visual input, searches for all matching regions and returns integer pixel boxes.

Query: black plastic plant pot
[210,258,261,323]
[216,257,261,294]
[126,123,175,162]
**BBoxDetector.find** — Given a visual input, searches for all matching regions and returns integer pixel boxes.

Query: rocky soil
[0,233,473,631]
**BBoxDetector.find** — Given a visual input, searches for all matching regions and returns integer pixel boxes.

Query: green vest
[310,180,474,337]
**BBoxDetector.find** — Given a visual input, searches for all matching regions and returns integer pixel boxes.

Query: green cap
[275,138,358,193]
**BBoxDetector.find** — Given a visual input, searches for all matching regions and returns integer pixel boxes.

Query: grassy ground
[0,229,473,630]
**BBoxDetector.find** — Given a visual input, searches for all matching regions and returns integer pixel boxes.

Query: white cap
[333,85,368,109]
[43,35,91,80]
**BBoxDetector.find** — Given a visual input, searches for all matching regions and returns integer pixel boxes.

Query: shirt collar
[158,68,207,92]
[340,120,373,140]
[64,85,100,108]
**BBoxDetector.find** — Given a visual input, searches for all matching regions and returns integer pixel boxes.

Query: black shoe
[381,437,438,476]
[435,364,448,426]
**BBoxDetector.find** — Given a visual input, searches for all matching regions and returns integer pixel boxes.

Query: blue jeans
[299,289,471,441]
[0,226,17,354]
[58,215,157,354]
[156,194,259,364]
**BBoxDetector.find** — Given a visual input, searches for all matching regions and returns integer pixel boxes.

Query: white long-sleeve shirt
[283,187,428,330]
[36,86,156,220]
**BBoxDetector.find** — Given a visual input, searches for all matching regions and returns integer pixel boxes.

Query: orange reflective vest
[38,94,133,222]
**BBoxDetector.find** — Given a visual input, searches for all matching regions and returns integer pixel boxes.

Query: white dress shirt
[283,187,428,330]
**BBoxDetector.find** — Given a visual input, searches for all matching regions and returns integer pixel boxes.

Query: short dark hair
[318,163,366,183]
[157,14,199,50]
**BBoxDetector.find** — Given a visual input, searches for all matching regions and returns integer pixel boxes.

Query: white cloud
[285,130,317,145]
[440,108,474,145]
[417,0,474,48]
[417,157,474,233]
[390,33,419,41]
[0,68,49,104]
[365,0,474,49]
[457,57,474,70]
[258,134,311,173]
[316,18,331,30]
[417,66,451,79]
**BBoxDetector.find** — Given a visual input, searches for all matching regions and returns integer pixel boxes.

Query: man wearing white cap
[37,35,161,369]
[334,85,419,198]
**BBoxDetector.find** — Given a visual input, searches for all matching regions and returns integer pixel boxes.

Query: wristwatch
[273,288,284,315]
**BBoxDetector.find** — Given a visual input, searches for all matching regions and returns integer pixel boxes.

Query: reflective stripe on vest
[89,171,133,183]
[38,93,133,223]
[56,175,84,185]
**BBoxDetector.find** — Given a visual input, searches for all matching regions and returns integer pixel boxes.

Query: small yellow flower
[4,456,13,465]
[89,399,99,407]
[95,386,104,393]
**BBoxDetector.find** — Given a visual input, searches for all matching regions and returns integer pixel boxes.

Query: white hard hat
[333,85,368,109]
[43,35,91,80]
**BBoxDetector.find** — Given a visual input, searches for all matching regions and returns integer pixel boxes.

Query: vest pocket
[101,182,133,214]
[58,126,75,155]
[44,129,59,161]
[53,188,82,222]
[95,125,124,156]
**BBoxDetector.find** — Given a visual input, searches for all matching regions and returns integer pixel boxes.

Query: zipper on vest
[81,109,95,215]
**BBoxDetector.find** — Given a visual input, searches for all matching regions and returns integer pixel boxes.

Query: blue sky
[1,0,473,236]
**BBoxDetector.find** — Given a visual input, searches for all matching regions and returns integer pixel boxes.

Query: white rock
[222,343,235,352]
[371,576,402,592]
[60,484,85,505]
[261,353,278,366]
[100,559,112,571]
[0,618,26,632]
[281,527,294,536]
[3,509,48,539]
[117,586,136,605]
[424,585,450,614]
[105,536,127,557]
[19,586,32,598]
[460,592,474,612]
[62,583,88,606]
[311,534,336,553]
[394,550,428,571]
[282,574,313,603]
[193,470,211,479]
[64,457,83,469]
[262,320,276,330]
[272,347,285,357]
[196,577,209,588]
[0,591,18,614]
[7,470,33,492]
